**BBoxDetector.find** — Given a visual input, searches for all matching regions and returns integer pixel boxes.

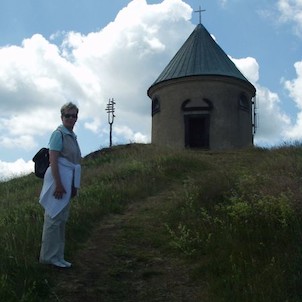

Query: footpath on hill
[49,187,208,302]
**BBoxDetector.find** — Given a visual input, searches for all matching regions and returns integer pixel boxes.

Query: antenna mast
[105,98,116,147]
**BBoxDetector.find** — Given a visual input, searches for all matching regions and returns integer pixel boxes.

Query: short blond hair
[61,102,79,115]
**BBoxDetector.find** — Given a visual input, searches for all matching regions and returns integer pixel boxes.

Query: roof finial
[194,5,206,24]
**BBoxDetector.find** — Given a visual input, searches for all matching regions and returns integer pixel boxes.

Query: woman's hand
[54,182,66,199]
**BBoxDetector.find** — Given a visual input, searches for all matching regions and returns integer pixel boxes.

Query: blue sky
[0,0,302,180]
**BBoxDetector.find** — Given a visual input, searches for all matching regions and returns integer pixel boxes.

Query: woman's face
[61,108,78,131]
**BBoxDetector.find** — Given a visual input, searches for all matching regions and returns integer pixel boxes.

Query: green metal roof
[149,23,254,90]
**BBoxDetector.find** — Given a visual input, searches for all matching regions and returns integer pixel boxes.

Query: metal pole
[109,123,113,147]
[105,98,116,147]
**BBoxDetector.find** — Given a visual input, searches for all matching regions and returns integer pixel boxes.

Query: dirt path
[50,190,207,302]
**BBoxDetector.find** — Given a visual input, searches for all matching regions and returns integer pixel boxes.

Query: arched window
[239,93,249,111]
[152,97,160,116]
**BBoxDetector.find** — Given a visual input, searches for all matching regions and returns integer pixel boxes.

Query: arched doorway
[185,114,210,148]
[182,98,212,149]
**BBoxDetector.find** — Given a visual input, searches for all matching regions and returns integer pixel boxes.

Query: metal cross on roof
[194,5,206,24]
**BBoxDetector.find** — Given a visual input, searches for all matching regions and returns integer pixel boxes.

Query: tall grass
[0,175,47,301]
[0,144,199,301]
[1,143,302,301]
[166,146,302,301]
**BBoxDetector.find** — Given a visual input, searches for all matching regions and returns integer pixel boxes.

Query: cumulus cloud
[253,86,292,145]
[0,0,300,180]
[0,159,34,181]
[0,0,193,180]
[113,125,149,144]
[230,56,292,146]
[284,61,302,108]
[0,0,193,140]
[283,60,302,139]
[231,56,259,84]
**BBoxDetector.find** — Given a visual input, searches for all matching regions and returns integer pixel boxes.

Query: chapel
[147,17,256,150]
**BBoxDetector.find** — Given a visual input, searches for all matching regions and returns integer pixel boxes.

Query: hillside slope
[52,186,207,301]
[1,143,302,301]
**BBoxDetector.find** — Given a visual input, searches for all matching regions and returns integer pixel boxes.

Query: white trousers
[39,204,70,264]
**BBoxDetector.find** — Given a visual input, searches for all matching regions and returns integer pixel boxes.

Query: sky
[0,0,302,181]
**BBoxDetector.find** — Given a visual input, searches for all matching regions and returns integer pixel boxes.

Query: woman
[39,102,81,268]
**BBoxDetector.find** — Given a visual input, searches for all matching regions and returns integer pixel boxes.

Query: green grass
[165,146,302,301]
[1,143,302,301]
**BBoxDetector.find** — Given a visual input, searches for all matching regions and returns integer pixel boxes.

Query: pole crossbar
[105,98,116,147]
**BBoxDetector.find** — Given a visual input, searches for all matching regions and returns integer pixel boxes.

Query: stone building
[147,23,256,150]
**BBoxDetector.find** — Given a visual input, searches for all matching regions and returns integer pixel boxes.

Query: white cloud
[0,134,36,150]
[231,56,292,146]
[0,0,193,180]
[0,159,33,182]
[283,60,302,139]
[0,0,192,136]
[58,0,193,134]
[230,56,259,84]
[284,61,302,109]
[253,85,292,145]
[114,125,149,144]
[0,0,300,180]
[277,0,302,35]
[84,119,102,134]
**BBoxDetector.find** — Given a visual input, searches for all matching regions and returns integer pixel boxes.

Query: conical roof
[148,23,255,92]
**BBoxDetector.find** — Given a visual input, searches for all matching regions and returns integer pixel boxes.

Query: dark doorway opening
[185,115,210,148]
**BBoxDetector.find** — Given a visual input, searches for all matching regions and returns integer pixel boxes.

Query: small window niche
[152,97,160,116]
[239,93,249,111]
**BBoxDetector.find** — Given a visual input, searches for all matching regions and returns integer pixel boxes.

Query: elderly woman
[39,102,81,268]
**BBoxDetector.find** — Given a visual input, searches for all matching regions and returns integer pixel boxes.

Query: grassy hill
[1,143,302,301]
